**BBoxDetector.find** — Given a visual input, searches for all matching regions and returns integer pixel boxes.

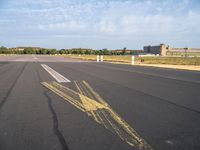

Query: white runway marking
[41,64,71,83]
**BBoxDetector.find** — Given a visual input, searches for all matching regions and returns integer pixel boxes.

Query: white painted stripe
[41,64,71,83]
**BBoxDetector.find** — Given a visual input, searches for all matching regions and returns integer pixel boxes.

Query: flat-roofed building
[144,44,200,56]
[144,44,169,56]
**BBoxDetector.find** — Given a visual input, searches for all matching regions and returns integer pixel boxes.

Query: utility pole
[184,46,188,58]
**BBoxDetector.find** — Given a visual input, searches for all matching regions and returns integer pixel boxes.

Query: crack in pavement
[37,62,69,150]
[44,91,69,150]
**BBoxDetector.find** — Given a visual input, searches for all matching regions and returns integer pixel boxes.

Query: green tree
[24,48,36,54]
[85,50,91,54]
[121,47,127,55]
[59,49,65,55]
[77,48,83,54]
[102,48,110,55]
[39,48,48,54]
[0,46,8,54]
[47,49,57,55]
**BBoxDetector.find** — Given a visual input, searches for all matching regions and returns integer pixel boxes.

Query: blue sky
[0,0,200,49]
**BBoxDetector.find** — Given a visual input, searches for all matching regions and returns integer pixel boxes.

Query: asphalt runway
[0,55,200,150]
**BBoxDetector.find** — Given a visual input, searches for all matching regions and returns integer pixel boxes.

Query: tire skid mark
[42,81,153,150]
[0,62,28,110]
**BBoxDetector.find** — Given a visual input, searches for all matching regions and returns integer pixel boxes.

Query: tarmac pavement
[0,55,200,150]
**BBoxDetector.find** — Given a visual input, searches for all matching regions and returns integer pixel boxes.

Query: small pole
[184,46,187,58]
[132,55,135,65]
[97,55,100,62]
[100,55,103,62]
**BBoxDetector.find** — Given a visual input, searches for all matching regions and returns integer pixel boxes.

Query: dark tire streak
[44,91,69,150]
[0,62,28,110]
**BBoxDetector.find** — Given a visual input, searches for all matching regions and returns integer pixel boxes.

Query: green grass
[66,54,97,60]
[136,57,200,65]
[66,55,132,63]
[65,54,200,65]
[103,55,131,63]
[167,52,200,57]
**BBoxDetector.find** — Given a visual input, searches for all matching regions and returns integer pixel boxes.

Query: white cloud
[38,21,86,31]
[0,0,200,48]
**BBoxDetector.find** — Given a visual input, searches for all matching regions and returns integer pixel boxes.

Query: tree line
[59,48,113,55]
[0,46,143,55]
[59,48,143,55]
[0,46,57,55]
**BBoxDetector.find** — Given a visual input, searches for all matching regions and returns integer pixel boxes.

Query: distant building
[144,44,200,56]
[10,47,40,51]
[144,44,169,56]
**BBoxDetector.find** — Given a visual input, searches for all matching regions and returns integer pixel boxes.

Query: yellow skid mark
[42,81,153,150]
[74,81,106,111]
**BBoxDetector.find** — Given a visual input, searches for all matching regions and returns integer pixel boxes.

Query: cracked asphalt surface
[0,55,200,150]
